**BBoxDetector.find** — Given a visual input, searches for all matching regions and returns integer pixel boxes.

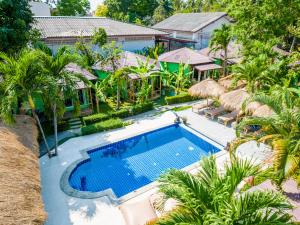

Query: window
[78,90,85,105]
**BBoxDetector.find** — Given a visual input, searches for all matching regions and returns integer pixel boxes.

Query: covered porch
[192,63,223,82]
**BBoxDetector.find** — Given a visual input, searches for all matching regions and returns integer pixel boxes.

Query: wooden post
[89,88,93,112]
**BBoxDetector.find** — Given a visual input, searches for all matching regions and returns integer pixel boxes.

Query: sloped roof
[158,47,212,65]
[65,63,97,81]
[93,51,159,71]
[153,12,227,32]
[34,16,167,39]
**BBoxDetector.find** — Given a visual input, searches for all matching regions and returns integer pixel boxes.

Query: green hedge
[165,93,194,105]
[131,102,154,115]
[83,102,154,125]
[81,118,125,135]
[82,113,111,125]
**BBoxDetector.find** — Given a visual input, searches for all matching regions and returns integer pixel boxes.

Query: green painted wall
[95,70,110,80]
[159,62,191,76]
[65,89,90,112]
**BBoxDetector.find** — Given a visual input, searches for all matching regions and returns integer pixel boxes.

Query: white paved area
[40,106,271,225]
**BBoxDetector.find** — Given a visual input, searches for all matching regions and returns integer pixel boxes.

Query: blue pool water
[69,124,220,197]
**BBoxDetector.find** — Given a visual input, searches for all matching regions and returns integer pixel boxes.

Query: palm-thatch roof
[245,101,262,114]
[218,75,246,90]
[220,89,250,111]
[188,78,226,98]
[0,115,47,225]
[253,105,275,117]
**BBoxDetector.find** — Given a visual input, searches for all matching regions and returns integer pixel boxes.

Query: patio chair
[204,106,226,119]
[218,110,239,126]
[192,99,214,114]
[119,197,158,225]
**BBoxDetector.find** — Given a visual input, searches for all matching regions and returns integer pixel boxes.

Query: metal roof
[153,12,227,33]
[158,47,212,65]
[33,16,167,39]
[194,64,222,71]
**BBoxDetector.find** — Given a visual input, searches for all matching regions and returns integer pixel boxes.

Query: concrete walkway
[40,101,271,225]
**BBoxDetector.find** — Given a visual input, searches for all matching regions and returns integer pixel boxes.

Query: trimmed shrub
[165,93,194,105]
[81,118,125,135]
[110,108,131,118]
[131,102,154,115]
[82,113,110,125]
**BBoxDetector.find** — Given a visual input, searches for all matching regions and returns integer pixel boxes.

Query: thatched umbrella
[218,75,245,90]
[245,101,262,114]
[219,89,250,111]
[188,78,226,99]
[0,115,47,225]
[253,105,275,117]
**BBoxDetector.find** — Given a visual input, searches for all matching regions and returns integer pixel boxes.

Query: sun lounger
[218,110,239,126]
[192,99,214,113]
[204,106,226,119]
[119,197,158,225]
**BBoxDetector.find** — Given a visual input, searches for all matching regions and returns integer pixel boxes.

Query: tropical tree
[39,47,87,156]
[159,63,176,93]
[232,54,283,93]
[109,68,128,109]
[55,0,90,16]
[173,63,191,95]
[231,87,300,186]
[155,156,292,224]
[0,49,51,155]
[209,24,232,76]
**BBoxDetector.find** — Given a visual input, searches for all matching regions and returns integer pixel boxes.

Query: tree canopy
[0,0,34,54]
[55,0,90,16]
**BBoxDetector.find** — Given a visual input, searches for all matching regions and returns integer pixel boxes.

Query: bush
[82,113,110,125]
[81,118,125,135]
[165,93,195,105]
[131,102,154,115]
[110,108,131,118]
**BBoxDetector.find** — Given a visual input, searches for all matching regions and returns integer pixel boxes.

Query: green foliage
[172,105,191,112]
[136,46,165,60]
[104,0,158,24]
[224,0,300,48]
[94,4,108,17]
[165,93,194,105]
[156,156,293,224]
[0,0,34,54]
[92,28,107,47]
[81,118,126,135]
[131,102,154,115]
[231,85,300,186]
[56,0,90,16]
[83,102,153,125]
[153,0,173,24]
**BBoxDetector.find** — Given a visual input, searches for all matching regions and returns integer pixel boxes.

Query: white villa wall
[45,37,156,54]
[194,17,231,49]
[30,2,51,16]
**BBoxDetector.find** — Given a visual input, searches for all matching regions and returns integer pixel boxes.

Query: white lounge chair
[192,99,214,113]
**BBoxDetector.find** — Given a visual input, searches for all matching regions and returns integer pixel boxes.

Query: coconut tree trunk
[116,82,120,110]
[290,36,296,53]
[28,95,51,157]
[224,47,228,76]
[95,95,100,113]
[53,102,58,156]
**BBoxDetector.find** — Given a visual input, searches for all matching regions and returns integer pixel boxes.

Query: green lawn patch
[172,105,192,112]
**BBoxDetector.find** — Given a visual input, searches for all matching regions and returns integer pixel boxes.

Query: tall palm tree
[39,47,88,156]
[0,49,51,155]
[209,24,232,76]
[109,68,128,110]
[231,87,300,186]
[155,156,293,225]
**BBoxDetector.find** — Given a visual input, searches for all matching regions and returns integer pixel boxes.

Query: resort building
[33,16,167,54]
[29,1,51,16]
[158,47,222,81]
[93,51,162,101]
[153,12,231,50]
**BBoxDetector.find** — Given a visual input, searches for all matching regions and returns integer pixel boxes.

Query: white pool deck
[40,107,271,225]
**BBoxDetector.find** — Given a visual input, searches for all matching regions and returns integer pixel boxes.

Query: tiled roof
[153,12,227,32]
[158,47,212,65]
[33,16,167,39]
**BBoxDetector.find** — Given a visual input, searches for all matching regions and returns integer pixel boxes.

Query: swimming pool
[67,124,221,198]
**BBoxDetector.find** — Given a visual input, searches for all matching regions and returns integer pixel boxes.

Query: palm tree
[109,68,128,110]
[232,54,283,93]
[0,49,51,155]
[39,47,88,156]
[155,156,293,225]
[231,87,300,186]
[209,24,232,76]
[173,63,191,95]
